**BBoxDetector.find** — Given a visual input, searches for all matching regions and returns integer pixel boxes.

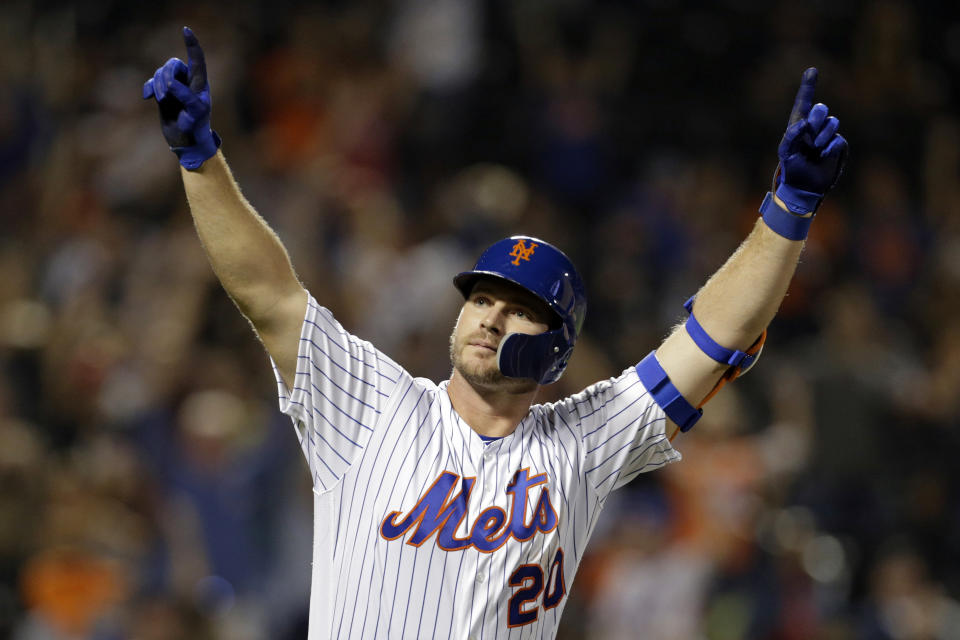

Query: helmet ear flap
[496,330,571,385]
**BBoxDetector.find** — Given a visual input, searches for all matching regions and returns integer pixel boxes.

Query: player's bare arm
[180,155,307,386]
[654,68,848,438]
[143,28,306,387]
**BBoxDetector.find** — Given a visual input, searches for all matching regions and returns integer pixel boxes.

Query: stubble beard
[449,325,536,394]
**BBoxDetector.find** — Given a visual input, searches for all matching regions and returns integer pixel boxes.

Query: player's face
[450,279,552,392]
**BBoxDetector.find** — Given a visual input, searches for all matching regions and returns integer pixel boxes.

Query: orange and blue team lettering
[380,468,558,552]
[508,548,565,627]
[381,468,566,627]
[509,238,538,266]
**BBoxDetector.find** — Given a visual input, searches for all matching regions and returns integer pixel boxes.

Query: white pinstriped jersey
[272,295,681,640]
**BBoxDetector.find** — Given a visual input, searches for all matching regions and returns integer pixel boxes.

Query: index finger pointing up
[182,26,207,92]
[787,67,818,126]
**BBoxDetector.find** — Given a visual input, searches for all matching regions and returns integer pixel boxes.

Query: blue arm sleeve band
[759,191,814,240]
[635,351,702,433]
[682,296,757,369]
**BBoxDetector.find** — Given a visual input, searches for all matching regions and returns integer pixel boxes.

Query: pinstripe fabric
[273,295,682,639]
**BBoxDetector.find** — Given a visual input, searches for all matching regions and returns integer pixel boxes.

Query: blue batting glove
[773,68,848,214]
[142,27,221,170]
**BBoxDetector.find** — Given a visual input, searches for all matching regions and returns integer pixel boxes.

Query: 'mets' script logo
[380,469,557,552]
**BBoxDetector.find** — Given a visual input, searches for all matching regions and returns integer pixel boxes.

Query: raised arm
[179,153,307,387]
[648,68,848,438]
[143,28,307,386]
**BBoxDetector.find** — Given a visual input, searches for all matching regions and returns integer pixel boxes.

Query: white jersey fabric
[272,295,681,640]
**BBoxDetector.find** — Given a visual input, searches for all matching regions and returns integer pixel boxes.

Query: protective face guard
[496,327,575,385]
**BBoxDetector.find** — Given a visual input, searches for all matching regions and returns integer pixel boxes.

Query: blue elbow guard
[682,296,758,370]
[635,351,702,433]
[680,296,766,407]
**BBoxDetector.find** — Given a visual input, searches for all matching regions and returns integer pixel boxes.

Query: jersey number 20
[507,548,566,627]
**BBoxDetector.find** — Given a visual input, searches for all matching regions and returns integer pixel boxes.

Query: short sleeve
[271,294,405,492]
[564,365,682,501]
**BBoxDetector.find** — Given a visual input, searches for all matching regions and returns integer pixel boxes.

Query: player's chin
[456,360,536,393]
[454,353,498,381]
[456,358,499,382]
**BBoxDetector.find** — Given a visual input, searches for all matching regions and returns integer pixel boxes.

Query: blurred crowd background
[2,0,960,638]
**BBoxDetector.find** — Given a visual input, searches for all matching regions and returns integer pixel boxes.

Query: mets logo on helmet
[509,239,538,266]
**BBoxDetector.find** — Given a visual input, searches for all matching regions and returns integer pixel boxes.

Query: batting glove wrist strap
[759,192,814,241]
[171,129,221,170]
[774,182,822,216]
[682,296,758,369]
[635,351,702,433]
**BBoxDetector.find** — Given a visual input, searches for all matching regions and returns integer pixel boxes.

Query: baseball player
[143,27,846,640]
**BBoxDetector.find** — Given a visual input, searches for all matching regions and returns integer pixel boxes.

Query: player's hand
[774,68,848,214]
[142,27,221,170]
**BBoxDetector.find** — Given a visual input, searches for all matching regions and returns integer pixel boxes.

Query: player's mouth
[468,339,498,352]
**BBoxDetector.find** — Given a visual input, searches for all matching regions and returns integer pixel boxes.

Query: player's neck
[447,370,538,438]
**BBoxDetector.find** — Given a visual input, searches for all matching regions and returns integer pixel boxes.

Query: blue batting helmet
[453,236,587,384]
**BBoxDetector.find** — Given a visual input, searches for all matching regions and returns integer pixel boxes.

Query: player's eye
[512,308,536,322]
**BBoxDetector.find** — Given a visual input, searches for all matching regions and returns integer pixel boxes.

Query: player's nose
[479,303,506,334]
